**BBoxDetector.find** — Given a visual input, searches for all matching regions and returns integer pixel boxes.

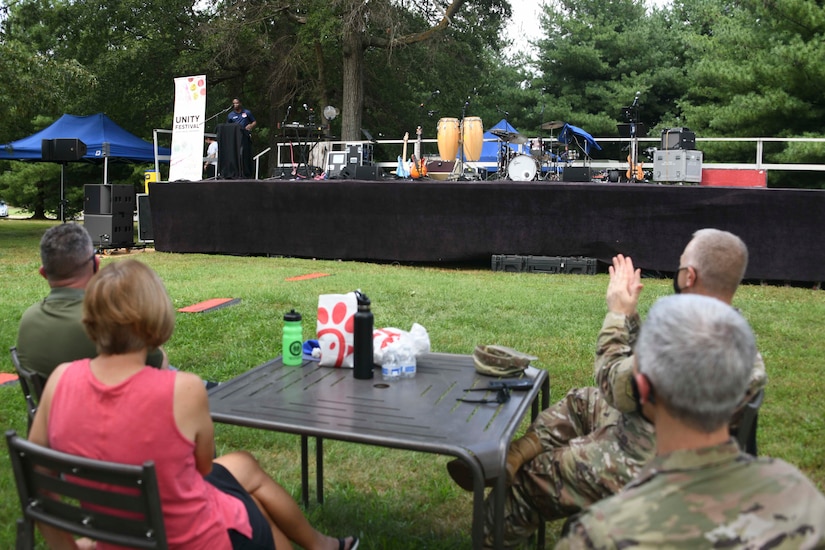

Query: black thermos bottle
[353,290,374,379]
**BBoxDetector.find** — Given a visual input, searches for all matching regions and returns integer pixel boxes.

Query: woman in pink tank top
[28,259,359,550]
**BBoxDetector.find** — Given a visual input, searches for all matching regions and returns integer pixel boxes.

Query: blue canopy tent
[0,113,169,163]
[557,123,602,158]
[0,113,170,222]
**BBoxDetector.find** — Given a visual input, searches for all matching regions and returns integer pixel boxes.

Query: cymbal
[541,120,565,130]
[490,128,528,144]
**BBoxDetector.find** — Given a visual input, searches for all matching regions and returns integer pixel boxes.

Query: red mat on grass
[0,373,19,386]
[178,298,241,313]
[285,272,331,282]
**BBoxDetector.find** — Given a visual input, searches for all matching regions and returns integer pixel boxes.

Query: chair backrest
[732,388,764,456]
[6,430,167,550]
[9,347,47,431]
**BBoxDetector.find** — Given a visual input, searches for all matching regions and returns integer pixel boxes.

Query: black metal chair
[6,430,167,549]
[732,388,765,456]
[9,347,46,433]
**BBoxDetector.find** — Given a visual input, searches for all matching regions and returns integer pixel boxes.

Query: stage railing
[151,129,825,181]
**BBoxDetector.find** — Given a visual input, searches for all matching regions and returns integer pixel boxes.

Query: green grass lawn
[1,219,823,548]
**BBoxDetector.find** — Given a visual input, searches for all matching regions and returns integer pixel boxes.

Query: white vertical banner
[169,75,207,182]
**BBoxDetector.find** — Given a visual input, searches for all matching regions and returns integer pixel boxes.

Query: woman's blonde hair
[83,259,175,355]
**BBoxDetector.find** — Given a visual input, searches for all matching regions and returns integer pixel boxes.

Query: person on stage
[227,98,256,178]
[204,135,218,179]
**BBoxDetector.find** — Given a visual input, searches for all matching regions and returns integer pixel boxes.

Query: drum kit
[433,114,580,181]
[488,120,580,181]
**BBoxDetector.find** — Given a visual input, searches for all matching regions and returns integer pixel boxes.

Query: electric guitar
[410,126,428,179]
[396,132,411,178]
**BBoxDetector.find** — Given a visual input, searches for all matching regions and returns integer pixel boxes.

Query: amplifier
[661,127,696,150]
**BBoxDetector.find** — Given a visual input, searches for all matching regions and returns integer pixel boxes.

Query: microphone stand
[494,106,511,180]
[628,92,641,183]
[205,105,233,133]
[451,96,471,181]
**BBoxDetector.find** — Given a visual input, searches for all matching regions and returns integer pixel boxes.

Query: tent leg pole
[60,163,65,223]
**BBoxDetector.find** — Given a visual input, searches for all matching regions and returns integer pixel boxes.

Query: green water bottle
[282,309,303,366]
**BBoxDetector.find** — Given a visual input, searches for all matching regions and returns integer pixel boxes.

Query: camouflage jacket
[556,440,825,549]
[594,311,768,429]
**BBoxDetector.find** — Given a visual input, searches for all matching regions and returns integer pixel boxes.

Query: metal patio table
[208,352,549,549]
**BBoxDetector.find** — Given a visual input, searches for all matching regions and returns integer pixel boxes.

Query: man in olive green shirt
[16,223,166,378]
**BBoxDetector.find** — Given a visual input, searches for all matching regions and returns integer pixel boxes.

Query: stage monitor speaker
[42,138,87,162]
[562,167,592,182]
[661,127,696,150]
[355,165,383,180]
[338,165,355,180]
[137,194,153,242]
[84,184,111,215]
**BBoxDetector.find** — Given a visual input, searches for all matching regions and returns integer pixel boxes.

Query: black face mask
[673,271,683,294]
[630,375,655,423]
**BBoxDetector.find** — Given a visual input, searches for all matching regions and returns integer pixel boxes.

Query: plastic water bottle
[399,346,417,379]
[381,357,402,381]
[353,291,374,380]
[282,309,303,366]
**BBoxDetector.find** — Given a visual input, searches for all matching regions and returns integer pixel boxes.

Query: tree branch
[366,0,469,48]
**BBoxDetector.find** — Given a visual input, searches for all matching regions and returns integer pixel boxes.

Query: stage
[148,179,825,283]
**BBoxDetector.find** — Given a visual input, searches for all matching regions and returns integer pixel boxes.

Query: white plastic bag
[373,323,431,368]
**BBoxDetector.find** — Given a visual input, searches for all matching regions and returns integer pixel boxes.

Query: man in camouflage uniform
[557,294,825,548]
[463,228,768,548]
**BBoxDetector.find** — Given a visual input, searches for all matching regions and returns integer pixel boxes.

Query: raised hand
[606,254,643,316]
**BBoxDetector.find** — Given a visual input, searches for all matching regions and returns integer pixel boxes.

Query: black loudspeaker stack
[83,185,135,247]
[41,139,87,162]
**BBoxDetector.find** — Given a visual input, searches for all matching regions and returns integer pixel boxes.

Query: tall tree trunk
[341,26,365,141]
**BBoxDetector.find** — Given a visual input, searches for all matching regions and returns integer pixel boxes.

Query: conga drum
[437,117,459,161]
[462,116,484,161]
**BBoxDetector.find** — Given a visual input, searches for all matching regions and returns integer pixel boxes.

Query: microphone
[632,91,640,107]
[303,103,308,110]
[431,89,440,97]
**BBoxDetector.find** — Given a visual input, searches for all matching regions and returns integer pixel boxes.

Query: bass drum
[508,154,539,181]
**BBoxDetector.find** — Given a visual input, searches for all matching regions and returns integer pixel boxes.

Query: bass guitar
[396,132,411,178]
[410,126,428,179]
[627,154,643,182]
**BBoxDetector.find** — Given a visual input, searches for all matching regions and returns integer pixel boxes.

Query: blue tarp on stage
[0,113,169,162]
[557,123,602,156]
